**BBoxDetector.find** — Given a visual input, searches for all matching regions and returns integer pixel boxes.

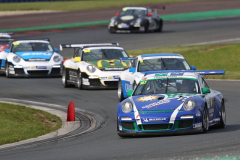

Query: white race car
[118,53,197,101]
[60,43,130,89]
[0,39,63,77]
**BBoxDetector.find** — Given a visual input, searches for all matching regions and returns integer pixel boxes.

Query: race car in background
[0,39,63,77]
[0,32,14,52]
[118,53,197,101]
[60,43,130,89]
[117,71,226,137]
[108,6,165,33]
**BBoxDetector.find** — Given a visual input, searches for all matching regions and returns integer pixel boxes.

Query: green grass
[0,0,224,11]
[0,102,62,145]
[127,44,240,79]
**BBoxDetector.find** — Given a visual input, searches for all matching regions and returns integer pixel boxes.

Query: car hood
[15,51,53,60]
[132,93,197,111]
[116,15,140,24]
[87,59,129,70]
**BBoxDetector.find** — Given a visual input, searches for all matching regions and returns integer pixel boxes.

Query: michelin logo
[142,117,168,122]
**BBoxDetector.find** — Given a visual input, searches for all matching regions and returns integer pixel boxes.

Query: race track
[0,17,240,160]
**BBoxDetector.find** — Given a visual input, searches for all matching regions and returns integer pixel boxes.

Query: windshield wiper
[161,58,167,70]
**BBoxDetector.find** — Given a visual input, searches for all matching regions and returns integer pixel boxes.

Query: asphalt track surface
[0,17,240,160]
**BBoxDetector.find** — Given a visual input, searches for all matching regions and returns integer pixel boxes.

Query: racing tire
[76,70,83,90]
[218,101,226,128]
[144,21,149,33]
[202,106,209,133]
[62,66,70,88]
[5,61,12,78]
[118,79,124,102]
[156,20,163,32]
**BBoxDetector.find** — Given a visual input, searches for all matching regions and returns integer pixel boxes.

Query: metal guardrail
[0,0,78,2]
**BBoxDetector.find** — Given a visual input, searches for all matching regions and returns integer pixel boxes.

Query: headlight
[53,55,61,63]
[87,65,96,73]
[121,102,133,113]
[13,55,21,63]
[183,100,195,111]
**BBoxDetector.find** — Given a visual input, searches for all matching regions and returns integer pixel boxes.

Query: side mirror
[54,48,59,53]
[74,57,81,62]
[191,66,196,70]
[116,12,119,16]
[129,67,136,73]
[127,90,134,97]
[147,13,152,17]
[5,49,10,53]
[202,88,210,94]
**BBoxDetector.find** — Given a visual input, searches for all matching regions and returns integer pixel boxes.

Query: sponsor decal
[82,78,89,82]
[36,66,47,69]
[21,52,52,56]
[108,75,113,79]
[125,83,133,92]
[142,117,168,122]
[137,95,158,102]
[84,48,90,53]
[142,99,170,109]
[193,123,202,128]
[140,81,147,85]
[105,68,124,71]
[113,75,119,79]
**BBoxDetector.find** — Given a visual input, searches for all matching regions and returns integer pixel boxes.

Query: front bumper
[81,72,120,89]
[108,25,145,33]
[7,63,62,77]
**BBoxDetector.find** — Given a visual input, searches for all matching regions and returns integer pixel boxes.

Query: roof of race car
[0,34,11,38]
[82,46,124,51]
[142,72,199,81]
[60,43,120,51]
[122,7,147,10]
[12,40,50,43]
[138,53,184,60]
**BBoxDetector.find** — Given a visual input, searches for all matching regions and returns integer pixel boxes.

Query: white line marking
[183,38,240,46]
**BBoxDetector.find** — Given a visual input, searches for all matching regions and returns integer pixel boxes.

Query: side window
[73,48,82,58]
[202,78,209,88]
[130,58,137,68]
[199,76,209,88]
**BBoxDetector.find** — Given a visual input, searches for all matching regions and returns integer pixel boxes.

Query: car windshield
[138,58,191,72]
[11,42,53,52]
[120,9,147,16]
[82,49,128,61]
[133,78,200,96]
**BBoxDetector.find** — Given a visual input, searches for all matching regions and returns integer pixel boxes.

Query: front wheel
[202,106,209,133]
[118,79,124,102]
[76,71,82,90]
[5,61,13,78]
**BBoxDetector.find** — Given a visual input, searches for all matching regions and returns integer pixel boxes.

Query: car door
[199,76,217,123]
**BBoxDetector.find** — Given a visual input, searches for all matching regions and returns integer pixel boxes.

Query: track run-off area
[0,17,240,160]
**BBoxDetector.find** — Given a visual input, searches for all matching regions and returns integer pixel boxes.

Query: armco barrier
[0,0,77,2]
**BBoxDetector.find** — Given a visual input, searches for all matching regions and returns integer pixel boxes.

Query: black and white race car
[108,6,165,33]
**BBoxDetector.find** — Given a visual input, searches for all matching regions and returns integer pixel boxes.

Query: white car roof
[13,40,49,43]
[83,46,124,51]
[0,33,11,38]
[122,7,147,10]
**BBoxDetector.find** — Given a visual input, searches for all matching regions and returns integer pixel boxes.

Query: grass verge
[127,43,240,79]
[0,0,223,11]
[0,102,62,145]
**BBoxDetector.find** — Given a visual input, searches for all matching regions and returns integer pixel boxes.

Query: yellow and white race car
[60,43,130,89]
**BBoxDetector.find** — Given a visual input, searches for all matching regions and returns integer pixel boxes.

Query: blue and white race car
[0,39,63,77]
[117,71,226,137]
[118,53,196,101]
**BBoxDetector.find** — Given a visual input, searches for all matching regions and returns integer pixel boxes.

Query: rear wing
[60,43,119,51]
[144,70,225,76]
[146,5,166,10]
